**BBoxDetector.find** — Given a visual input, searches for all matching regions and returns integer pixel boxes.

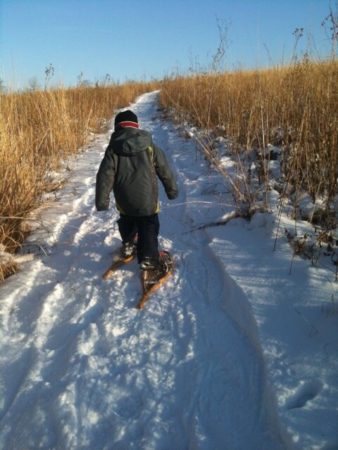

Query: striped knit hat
[114,110,139,130]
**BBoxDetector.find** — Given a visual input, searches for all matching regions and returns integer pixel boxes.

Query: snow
[0,91,337,450]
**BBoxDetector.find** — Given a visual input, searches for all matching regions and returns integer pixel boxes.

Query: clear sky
[0,0,335,89]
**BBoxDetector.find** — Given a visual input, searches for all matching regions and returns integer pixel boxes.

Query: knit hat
[114,110,139,129]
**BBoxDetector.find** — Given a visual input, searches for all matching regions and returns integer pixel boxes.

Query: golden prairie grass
[160,60,338,213]
[0,82,155,263]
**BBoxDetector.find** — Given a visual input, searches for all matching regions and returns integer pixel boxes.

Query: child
[95,109,178,272]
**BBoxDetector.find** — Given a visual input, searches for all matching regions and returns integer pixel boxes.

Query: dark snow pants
[117,214,160,263]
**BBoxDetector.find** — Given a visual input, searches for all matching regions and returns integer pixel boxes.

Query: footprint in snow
[286,379,323,410]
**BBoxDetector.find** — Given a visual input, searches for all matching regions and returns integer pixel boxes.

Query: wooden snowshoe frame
[102,254,135,280]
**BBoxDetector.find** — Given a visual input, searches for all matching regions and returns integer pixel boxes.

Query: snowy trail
[0,92,289,449]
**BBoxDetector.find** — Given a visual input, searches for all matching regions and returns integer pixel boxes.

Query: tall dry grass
[160,60,338,217]
[0,82,155,261]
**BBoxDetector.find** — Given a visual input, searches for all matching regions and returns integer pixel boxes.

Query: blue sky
[0,0,335,89]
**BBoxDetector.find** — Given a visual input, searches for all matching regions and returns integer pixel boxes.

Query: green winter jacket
[95,127,178,216]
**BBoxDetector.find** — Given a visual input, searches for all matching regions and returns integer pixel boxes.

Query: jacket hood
[111,128,152,156]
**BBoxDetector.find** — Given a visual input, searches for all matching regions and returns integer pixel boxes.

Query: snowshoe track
[0,92,287,450]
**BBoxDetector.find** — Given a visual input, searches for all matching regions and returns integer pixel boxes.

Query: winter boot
[140,257,159,270]
[140,251,173,281]
[120,240,136,259]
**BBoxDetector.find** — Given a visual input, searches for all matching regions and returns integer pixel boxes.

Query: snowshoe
[103,237,138,280]
[102,251,135,280]
[137,251,173,309]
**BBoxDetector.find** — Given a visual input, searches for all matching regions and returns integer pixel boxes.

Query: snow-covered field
[0,91,337,450]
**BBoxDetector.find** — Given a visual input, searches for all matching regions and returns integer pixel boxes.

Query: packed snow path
[0,92,289,449]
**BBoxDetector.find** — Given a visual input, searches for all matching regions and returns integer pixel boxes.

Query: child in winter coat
[95,109,178,270]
